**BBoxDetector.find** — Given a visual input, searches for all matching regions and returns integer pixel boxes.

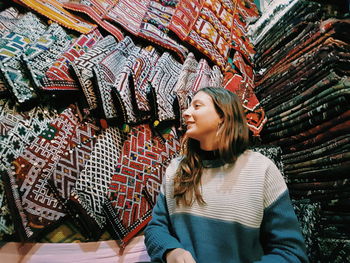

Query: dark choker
[199,149,219,160]
[199,149,225,168]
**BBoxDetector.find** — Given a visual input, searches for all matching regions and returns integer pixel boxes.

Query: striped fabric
[166,151,286,227]
[145,150,308,263]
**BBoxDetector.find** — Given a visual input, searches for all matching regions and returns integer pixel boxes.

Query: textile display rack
[0,0,348,262]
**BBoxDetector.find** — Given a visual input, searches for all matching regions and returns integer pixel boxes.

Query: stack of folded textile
[248,0,350,262]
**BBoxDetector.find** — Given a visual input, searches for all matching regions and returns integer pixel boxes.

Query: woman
[144,87,308,263]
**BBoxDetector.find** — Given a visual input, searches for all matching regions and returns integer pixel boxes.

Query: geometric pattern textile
[105,0,149,36]
[138,0,188,62]
[0,12,47,105]
[0,7,22,96]
[92,36,139,125]
[70,35,118,111]
[191,58,222,93]
[0,7,21,37]
[15,0,97,34]
[69,127,126,239]
[3,106,80,240]
[148,52,182,127]
[106,0,188,61]
[49,121,100,201]
[62,0,123,41]
[223,70,267,136]
[103,124,180,247]
[169,0,231,69]
[0,105,57,239]
[23,23,72,90]
[131,45,160,115]
[41,29,103,92]
[173,53,199,129]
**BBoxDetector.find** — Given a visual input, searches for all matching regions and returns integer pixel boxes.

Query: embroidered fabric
[103,124,180,246]
[15,0,97,34]
[41,29,103,93]
[223,70,267,136]
[0,7,23,96]
[23,23,72,90]
[0,105,57,239]
[92,36,139,124]
[69,127,126,239]
[148,52,182,128]
[0,12,47,106]
[173,53,199,129]
[63,0,123,41]
[3,106,79,240]
[106,0,188,61]
[70,35,118,111]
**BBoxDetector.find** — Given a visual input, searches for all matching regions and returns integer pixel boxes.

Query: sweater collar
[199,149,226,168]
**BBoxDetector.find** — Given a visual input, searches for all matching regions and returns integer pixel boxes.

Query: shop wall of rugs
[249,0,350,262]
[0,0,348,262]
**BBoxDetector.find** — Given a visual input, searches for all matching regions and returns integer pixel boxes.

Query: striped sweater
[144,150,309,263]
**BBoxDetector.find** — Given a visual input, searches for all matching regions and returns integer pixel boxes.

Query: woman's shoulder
[243,149,275,164]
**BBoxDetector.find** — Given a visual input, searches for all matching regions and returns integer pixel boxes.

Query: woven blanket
[92,36,140,125]
[41,29,102,92]
[292,200,321,262]
[223,70,266,136]
[169,0,232,70]
[0,7,22,96]
[0,12,47,106]
[132,45,160,115]
[63,0,123,41]
[69,127,126,239]
[106,0,187,59]
[105,0,149,36]
[173,53,199,129]
[15,0,97,34]
[0,7,21,37]
[103,124,180,246]
[0,104,57,240]
[70,35,118,111]
[23,23,72,90]
[3,106,82,241]
[148,52,182,127]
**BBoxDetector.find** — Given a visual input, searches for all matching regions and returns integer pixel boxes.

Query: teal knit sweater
[144,150,309,263]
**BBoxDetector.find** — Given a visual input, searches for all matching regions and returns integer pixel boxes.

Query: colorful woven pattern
[138,0,188,62]
[0,7,21,37]
[173,53,199,128]
[0,12,47,105]
[148,52,182,126]
[42,29,102,92]
[23,23,72,90]
[63,0,123,41]
[15,0,97,34]
[4,106,79,240]
[169,0,231,69]
[70,35,118,111]
[69,127,126,238]
[105,0,149,36]
[103,124,180,246]
[0,104,56,240]
[93,36,139,124]
[223,70,266,136]
[131,45,160,114]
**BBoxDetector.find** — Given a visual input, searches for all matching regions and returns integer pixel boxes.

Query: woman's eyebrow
[191,99,203,104]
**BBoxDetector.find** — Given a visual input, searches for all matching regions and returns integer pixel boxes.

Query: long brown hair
[174,87,249,206]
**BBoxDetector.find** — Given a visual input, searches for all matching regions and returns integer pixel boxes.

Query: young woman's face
[182,91,222,146]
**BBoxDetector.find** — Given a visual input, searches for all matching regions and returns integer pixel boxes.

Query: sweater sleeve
[255,161,309,263]
[144,159,184,263]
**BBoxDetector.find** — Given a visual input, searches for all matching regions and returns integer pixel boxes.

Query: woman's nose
[182,107,191,119]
